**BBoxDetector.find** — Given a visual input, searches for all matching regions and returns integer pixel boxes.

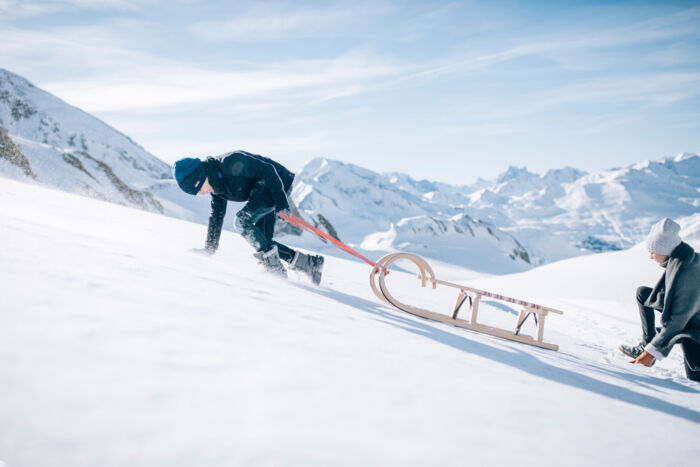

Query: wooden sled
[369,253,563,351]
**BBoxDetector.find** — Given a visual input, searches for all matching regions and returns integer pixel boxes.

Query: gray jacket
[645,242,700,357]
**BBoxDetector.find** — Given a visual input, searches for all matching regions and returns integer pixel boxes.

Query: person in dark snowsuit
[620,218,700,381]
[173,150,324,284]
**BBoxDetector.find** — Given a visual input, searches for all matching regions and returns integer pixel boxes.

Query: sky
[1,0,699,185]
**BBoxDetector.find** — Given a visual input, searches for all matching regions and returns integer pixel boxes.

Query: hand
[191,247,215,256]
[630,350,655,367]
[278,207,292,218]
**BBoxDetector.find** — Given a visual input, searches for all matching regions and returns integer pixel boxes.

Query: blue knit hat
[174,157,207,195]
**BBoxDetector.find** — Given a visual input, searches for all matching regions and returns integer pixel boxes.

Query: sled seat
[370,253,563,351]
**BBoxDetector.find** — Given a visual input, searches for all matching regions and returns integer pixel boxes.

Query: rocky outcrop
[0,125,36,179]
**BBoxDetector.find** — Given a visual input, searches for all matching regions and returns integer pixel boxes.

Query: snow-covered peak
[0,68,175,213]
[491,164,583,198]
[542,166,588,184]
[674,152,699,162]
[291,157,531,272]
[496,165,535,183]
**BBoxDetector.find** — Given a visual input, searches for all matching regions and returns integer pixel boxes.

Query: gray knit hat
[646,217,682,255]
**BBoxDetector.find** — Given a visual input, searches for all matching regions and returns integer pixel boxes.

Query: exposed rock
[76,151,164,213]
[0,125,36,179]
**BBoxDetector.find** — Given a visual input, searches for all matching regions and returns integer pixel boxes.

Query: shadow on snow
[292,282,700,425]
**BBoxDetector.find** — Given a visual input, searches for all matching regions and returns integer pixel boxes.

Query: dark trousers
[637,286,700,381]
[636,286,658,345]
[683,339,700,381]
[234,183,296,263]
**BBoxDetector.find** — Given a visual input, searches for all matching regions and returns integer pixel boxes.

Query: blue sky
[1,0,699,184]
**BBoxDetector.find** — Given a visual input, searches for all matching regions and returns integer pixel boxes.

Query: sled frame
[369,253,563,351]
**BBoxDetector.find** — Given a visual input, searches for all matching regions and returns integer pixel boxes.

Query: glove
[278,207,292,219]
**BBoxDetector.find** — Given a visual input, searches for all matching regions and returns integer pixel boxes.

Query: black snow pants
[637,286,700,382]
[234,181,296,263]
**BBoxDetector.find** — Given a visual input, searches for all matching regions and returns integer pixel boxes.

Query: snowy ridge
[361,213,531,274]
[1,175,698,466]
[472,153,700,258]
[293,153,700,267]
[291,157,531,274]
[0,68,173,212]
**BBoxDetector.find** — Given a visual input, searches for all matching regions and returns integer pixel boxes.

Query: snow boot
[289,251,324,285]
[254,245,287,279]
[618,342,646,359]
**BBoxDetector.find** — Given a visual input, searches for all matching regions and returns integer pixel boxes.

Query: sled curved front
[370,253,562,351]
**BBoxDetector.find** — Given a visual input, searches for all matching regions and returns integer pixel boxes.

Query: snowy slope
[1,176,698,467]
[0,68,183,213]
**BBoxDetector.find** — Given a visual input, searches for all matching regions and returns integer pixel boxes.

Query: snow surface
[1,176,699,467]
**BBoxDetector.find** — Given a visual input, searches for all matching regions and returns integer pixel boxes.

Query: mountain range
[292,153,699,267]
[1,68,698,273]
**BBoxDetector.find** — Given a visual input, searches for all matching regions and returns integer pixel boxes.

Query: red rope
[278,212,388,273]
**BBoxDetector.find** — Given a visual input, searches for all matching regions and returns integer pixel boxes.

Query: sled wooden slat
[370,253,563,351]
[432,278,564,315]
[470,293,480,325]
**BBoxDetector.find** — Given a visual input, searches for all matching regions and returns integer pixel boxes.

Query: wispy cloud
[534,72,700,109]
[0,0,60,17]
[576,113,645,136]
[44,53,405,112]
[0,18,408,112]
[0,0,148,17]
[188,2,394,42]
[455,71,700,127]
[442,123,524,136]
[189,8,350,42]
[404,5,700,81]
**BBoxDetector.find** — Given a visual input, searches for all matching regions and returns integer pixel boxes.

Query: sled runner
[369,253,563,351]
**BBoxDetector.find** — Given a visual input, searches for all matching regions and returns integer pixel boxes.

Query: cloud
[189,8,351,42]
[404,4,700,82]
[0,0,60,16]
[456,71,700,135]
[39,49,404,112]
[535,72,700,108]
[442,123,524,136]
[187,1,398,42]
[43,56,403,112]
[0,17,408,112]
[0,0,148,17]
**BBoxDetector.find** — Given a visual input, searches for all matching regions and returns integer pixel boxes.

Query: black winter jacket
[203,151,294,251]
